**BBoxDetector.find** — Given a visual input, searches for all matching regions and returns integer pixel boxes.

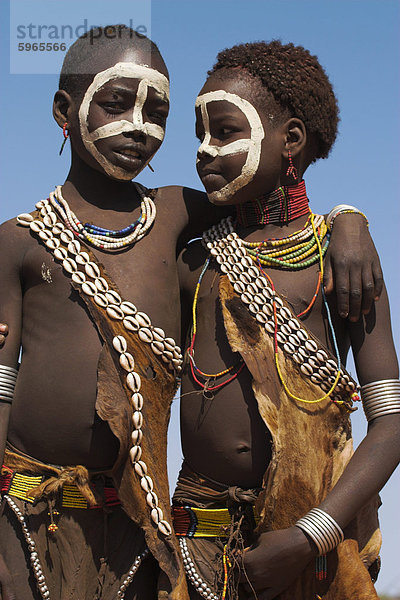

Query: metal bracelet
[295,508,344,555]
[0,365,17,404]
[326,204,368,231]
[361,379,400,422]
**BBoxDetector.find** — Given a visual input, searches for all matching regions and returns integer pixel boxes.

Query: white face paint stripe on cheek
[79,62,169,180]
[195,90,265,202]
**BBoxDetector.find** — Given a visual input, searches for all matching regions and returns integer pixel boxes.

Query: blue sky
[1,0,399,594]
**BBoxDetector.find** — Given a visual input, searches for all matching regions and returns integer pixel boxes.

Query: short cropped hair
[59,25,166,100]
[208,40,339,161]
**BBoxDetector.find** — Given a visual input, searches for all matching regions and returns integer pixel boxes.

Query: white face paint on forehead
[195,90,265,202]
[79,62,170,180]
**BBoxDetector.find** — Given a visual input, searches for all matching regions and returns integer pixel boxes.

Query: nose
[123,127,146,143]
[197,140,218,160]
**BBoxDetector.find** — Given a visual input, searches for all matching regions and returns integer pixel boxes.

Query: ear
[282,118,307,158]
[53,90,73,128]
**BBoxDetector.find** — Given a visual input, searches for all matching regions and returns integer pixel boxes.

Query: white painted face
[195,90,265,202]
[79,62,170,180]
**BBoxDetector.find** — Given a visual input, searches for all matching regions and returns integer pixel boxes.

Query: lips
[113,145,147,170]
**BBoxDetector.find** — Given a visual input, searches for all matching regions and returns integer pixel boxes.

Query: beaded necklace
[188,208,330,396]
[49,183,156,251]
[235,180,309,227]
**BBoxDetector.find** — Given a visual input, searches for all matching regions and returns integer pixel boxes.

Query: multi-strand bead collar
[235,179,310,227]
[49,183,156,251]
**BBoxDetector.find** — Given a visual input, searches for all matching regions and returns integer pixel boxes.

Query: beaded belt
[0,468,120,509]
[172,505,260,538]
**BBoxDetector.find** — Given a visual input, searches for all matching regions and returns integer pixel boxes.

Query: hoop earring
[59,122,69,156]
[286,150,298,182]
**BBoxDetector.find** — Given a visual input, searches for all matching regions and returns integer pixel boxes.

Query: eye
[148,111,167,126]
[101,102,125,117]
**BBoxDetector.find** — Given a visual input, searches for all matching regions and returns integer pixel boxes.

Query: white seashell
[71,271,86,285]
[216,255,224,265]
[227,255,236,266]
[233,282,245,294]
[308,357,319,369]
[274,296,284,309]
[316,350,328,362]
[43,213,57,227]
[146,491,158,508]
[140,476,154,493]
[311,374,323,384]
[40,207,47,217]
[281,307,292,321]
[17,213,34,225]
[173,345,182,357]
[123,316,139,332]
[248,266,259,279]
[281,324,292,337]
[288,319,301,331]
[134,460,147,476]
[240,292,252,305]
[158,520,172,536]
[320,366,331,378]
[152,327,165,341]
[249,303,258,314]
[67,240,81,255]
[276,332,286,345]
[151,341,164,355]
[60,230,74,244]
[241,256,253,269]
[82,281,97,296]
[105,290,121,305]
[131,392,143,411]
[75,252,90,265]
[95,277,109,292]
[326,359,338,373]
[106,305,124,320]
[35,201,44,209]
[256,312,267,324]
[52,224,64,235]
[120,301,137,316]
[255,276,266,289]
[132,410,143,429]
[136,312,152,328]
[265,322,275,334]
[62,258,77,274]
[85,262,101,279]
[300,363,313,376]
[288,335,300,347]
[127,372,141,392]
[220,263,229,274]
[163,338,175,352]
[94,293,108,308]
[30,220,45,232]
[131,429,143,445]
[39,230,51,241]
[113,335,127,353]
[233,263,244,275]
[298,347,308,360]
[130,444,142,462]
[163,350,174,361]
[138,328,153,343]
[247,283,258,295]
[54,247,68,261]
[210,247,219,257]
[284,342,296,355]
[305,339,318,353]
[262,303,273,316]
[45,238,60,250]
[151,507,164,524]
[120,352,135,372]
[293,353,302,364]
[297,329,308,342]
[173,359,183,371]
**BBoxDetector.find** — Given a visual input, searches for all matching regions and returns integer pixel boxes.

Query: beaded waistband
[172,505,260,538]
[0,467,120,509]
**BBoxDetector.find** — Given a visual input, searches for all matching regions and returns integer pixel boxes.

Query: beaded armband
[0,365,18,404]
[361,379,400,422]
[326,204,369,231]
[295,508,344,555]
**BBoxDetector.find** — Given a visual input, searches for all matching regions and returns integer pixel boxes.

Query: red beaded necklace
[235,180,309,227]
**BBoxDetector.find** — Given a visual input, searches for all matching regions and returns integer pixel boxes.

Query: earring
[286,150,298,182]
[148,163,155,173]
[59,122,69,156]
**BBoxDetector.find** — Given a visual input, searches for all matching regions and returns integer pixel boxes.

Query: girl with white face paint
[176,46,398,600]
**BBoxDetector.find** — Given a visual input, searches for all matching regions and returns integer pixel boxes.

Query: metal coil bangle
[295,508,344,555]
[361,379,400,422]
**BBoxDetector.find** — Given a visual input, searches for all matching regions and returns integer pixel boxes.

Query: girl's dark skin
[0,47,385,600]
[178,73,399,599]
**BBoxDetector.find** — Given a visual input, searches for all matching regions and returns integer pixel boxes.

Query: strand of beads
[202,217,359,406]
[4,495,50,599]
[179,538,219,600]
[48,184,156,251]
[116,548,150,599]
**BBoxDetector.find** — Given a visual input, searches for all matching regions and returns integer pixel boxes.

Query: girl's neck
[235,180,309,228]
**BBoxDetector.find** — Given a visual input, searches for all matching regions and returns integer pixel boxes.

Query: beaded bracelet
[295,508,344,555]
[361,379,400,422]
[326,204,369,231]
[0,365,18,404]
